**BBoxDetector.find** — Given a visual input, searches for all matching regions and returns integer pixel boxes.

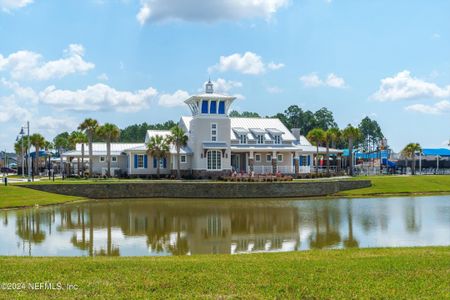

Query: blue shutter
[134,154,138,168]
[218,101,225,114]
[144,155,148,168]
[163,158,167,168]
[307,156,311,166]
[153,158,157,168]
[201,100,208,114]
[299,156,303,166]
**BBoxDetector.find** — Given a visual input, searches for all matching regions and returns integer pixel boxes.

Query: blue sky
[1,0,450,152]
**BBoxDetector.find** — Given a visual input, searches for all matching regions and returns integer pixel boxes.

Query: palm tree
[69,131,88,176]
[325,128,341,175]
[30,133,46,176]
[147,135,170,179]
[78,118,99,177]
[307,128,326,175]
[97,123,121,177]
[44,141,53,173]
[342,125,361,176]
[401,143,422,175]
[167,125,188,180]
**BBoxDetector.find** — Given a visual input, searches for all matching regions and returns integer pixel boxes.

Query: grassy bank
[0,247,448,299]
[0,185,85,209]
[339,175,450,197]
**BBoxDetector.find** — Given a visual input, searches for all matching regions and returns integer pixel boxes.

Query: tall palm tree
[30,133,46,176]
[167,125,188,179]
[69,131,88,176]
[325,128,341,175]
[343,125,361,176]
[78,118,99,177]
[147,135,170,179]
[401,143,422,175]
[97,123,121,177]
[44,141,53,173]
[307,128,326,175]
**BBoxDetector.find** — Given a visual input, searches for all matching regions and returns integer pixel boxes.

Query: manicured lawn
[0,247,448,299]
[340,175,450,197]
[0,185,85,209]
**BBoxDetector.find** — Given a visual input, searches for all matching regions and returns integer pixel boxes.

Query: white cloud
[0,44,95,81]
[0,97,32,123]
[158,90,190,107]
[35,116,78,135]
[208,52,283,75]
[405,100,450,115]
[39,83,158,112]
[0,0,33,12]
[267,62,285,70]
[205,78,242,94]
[97,73,109,81]
[137,0,288,25]
[1,78,39,103]
[299,72,346,88]
[372,70,450,102]
[266,86,283,93]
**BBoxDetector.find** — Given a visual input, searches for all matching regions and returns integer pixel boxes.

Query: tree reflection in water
[5,196,445,256]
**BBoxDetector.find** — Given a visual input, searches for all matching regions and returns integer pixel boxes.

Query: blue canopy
[422,148,450,157]
[342,149,389,159]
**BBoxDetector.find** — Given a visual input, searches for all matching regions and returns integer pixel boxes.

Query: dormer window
[239,134,247,144]
[274,135,281,144]
[256,135,264,144]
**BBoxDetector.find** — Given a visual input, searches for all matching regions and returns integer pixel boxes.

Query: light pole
[19,122,31,182]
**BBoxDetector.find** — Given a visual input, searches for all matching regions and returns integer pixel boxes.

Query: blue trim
[144,155,148,168]
[210,100,217,114]
[201,100,208,114]
[307,156,311,166]
[218,101,225,114]
[153,158,157,168]
[134,154,138,168]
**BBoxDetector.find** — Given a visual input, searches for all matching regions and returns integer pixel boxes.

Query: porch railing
[249,165,311,174]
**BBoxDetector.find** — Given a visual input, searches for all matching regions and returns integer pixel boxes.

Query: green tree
[358,117,384,153]
[307,128,326,175]
[343,125,362,176]
[69,131,88,176]
[167,125,188,180]
[314,107,338,131]
[401,143,422,175]
[30,133,46,176]
[147,135,170,179]
[78,118,99,177]
[97,123,121,177]
[120,121,177,142]
[229,110,261,118]
[53,132,73,154]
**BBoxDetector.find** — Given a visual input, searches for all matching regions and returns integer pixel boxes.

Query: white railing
[250,165,307,174]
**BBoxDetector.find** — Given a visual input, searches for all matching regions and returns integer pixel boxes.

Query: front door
[231,154,241,172]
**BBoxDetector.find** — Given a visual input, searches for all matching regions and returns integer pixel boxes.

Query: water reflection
[0,196,449,256]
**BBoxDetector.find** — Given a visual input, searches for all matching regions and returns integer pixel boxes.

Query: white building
[63,81,342,178]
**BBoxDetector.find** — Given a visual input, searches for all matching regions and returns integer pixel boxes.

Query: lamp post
[19,122,31,182]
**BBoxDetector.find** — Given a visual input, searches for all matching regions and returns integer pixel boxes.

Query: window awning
[202,142,228,149]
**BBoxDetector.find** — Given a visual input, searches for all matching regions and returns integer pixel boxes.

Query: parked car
[1,167,17,174]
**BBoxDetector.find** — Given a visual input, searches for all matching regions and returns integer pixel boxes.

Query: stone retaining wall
[21,180,371,199]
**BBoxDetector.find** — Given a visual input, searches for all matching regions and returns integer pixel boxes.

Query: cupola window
[218,101,225,114]
[201,100,209,114]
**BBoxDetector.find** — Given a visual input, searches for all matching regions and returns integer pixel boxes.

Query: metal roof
[422,148,450,157]
[202,142,228,149]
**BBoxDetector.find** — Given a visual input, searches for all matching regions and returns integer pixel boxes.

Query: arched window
[207,150,222,170]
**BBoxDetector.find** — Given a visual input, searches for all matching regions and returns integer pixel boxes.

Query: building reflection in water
[3,196,449,256]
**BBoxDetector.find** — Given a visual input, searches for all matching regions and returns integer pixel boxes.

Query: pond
[0,196,449,256]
